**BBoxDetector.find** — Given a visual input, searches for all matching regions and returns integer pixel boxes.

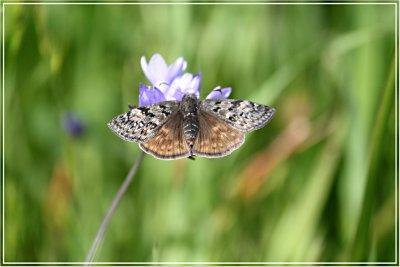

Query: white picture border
[1,1,398,266]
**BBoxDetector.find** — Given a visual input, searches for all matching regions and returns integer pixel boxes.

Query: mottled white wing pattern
[200,99,276,133]
[107,101,179,143]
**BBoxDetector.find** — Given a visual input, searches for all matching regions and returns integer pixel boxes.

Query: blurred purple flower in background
[62,112,85,138]
[138,54,232,106]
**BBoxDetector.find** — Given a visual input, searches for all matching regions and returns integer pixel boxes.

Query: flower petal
[140,56,152,84]
[165,75,187,101]
[170,89,185,102]
[167,73,202,100]
[184,73,201,98]
[206,86,232,100]
[166,57,187,83]
[140,54,169,86]
[140,54,190,96]
[139,83,166,106]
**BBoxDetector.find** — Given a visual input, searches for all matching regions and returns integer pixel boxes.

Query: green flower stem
[85,152,145,264]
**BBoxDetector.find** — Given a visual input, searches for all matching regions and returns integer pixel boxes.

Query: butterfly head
[181,93,198,103]
[180,94,199,113]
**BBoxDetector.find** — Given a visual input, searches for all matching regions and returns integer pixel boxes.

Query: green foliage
[3,4,396,263]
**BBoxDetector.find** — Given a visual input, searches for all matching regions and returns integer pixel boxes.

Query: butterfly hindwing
[192,110,244,158]
[139,112,191,159]
[200,99,275,133]
[108,101,179,143]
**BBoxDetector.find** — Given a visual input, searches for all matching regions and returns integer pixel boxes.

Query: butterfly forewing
[108,101,179,143]
[200,99,275,133]
[193,110,244,158]
[139,112,191,159]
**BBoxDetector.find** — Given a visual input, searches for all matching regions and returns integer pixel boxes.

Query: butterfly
[108,94,275,160]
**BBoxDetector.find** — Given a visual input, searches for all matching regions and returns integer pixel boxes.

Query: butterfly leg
[188,155,196,160]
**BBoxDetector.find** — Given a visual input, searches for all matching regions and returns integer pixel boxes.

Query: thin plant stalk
[85,152,145,264]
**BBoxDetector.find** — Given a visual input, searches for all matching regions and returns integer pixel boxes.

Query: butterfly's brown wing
[139,112,191,160]
[192,110,244,158]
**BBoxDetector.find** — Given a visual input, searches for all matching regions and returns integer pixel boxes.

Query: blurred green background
[3,3,396,263]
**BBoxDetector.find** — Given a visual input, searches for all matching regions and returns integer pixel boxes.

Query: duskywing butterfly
[108,94,275,160]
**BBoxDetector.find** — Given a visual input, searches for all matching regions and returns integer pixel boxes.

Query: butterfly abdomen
[183,116,199,147]
[181,94,200,149]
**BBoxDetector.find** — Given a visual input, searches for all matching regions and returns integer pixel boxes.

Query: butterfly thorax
[180,94,200,150]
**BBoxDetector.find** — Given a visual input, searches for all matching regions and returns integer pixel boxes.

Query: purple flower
[62,112,85,138]
[138,53,232,106]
